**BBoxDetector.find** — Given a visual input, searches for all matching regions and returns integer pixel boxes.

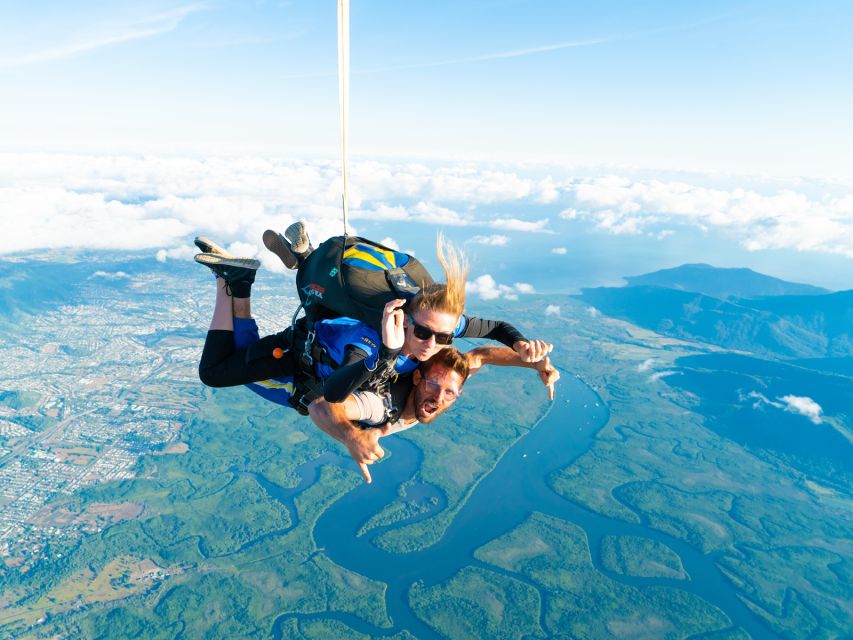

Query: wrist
[378,344,401,361]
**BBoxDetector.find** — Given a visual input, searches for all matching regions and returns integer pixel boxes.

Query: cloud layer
[2,153,852,273]
[0,153,562,271]
[564,175,853,257]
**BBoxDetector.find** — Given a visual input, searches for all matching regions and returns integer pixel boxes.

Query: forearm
[458,316,527,347]
[467,346,559,400]
[323,345,400,402]
[468,346,537,371]
[307,397,363,443]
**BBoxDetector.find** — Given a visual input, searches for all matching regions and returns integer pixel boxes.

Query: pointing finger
[359,462,372,484]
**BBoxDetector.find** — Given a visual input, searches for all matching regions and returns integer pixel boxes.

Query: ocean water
[666,353,852,482]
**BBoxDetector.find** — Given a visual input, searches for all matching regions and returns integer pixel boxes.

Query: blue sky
[2,0,852,176]
[1,1,852,292]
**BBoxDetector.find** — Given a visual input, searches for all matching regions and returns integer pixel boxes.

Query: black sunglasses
[408,315,454,345]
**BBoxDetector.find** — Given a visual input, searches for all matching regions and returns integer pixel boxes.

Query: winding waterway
[259,372,780,639]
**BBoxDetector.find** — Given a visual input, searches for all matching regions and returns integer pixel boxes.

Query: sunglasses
[407,316,454,345]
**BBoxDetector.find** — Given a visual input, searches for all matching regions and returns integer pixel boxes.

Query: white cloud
[469,234,510,246]
[490,217,551,233]
[4,153,851,263]
[745,391,781,410]
[89,271,131,280]
[637,358,656,372]
[567,176,853,257]
[157,246,196,263]
[650,370,680,381]
[544,304,560,316]
[466,274,536,301]
[779,395,824,424]
[0,153,557,259]
[379,237,400,250]
[514,282,536,294]
[745,391,825,424]
[586,306,600,317]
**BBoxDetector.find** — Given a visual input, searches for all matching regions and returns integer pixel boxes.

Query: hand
[381,298,406,351]
[535,356,560,401]
[513,339,553,363]
[344,428,385,483]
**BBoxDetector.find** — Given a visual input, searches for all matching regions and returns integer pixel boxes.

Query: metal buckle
[302,329,316,367]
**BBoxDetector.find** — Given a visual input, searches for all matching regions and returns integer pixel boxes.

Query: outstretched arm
[457,316,552,363]
[307,397,385,483]
[466,346,560,400]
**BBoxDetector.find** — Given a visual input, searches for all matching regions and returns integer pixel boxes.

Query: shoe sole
[263,229,298,269]
[284,222,309,253]
[194,236,231,256]
[194,253,260,270]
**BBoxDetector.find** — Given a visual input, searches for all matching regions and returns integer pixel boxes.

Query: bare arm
[307,397,385,483]
[466,346,560,400]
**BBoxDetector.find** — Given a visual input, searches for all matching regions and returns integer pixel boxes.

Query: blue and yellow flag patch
[343,243,410,271]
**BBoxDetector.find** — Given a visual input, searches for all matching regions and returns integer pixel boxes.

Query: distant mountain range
[623,263,829,299]
[578,265,852,359]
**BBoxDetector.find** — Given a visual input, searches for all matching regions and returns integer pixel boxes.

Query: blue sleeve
[454,315,469,337]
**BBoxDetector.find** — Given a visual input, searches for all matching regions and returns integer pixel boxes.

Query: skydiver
[193,236,558,481]
[195,231,552,421]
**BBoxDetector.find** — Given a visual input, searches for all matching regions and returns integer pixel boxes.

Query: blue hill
[577,265,852,359]
[624,263,829,299]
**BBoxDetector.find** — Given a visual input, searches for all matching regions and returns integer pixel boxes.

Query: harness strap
[285,317,336,415]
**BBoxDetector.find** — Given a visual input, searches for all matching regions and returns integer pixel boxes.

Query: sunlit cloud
[745,391,825,425]
[469,234,510,246]
[466,274,535,301]
[4,153,852,267]
[490,217,551,233]
[89,271,131,280]
[566,176,853,257]
[637,358,656,372]
[779,395,824,424]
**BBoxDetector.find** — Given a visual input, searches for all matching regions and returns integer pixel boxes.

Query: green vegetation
[409,567,541,639]
[277,617,416,639]
[475,512,731,638]
[541,296,853,639]
[600,535,687,580]
[0,386,391,639]
[357,497,438,536]
[2,260,850,640]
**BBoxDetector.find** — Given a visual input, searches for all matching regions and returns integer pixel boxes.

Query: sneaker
[284,221,313,256]
[263,229,298,270]
[194,236,232,256]
[194,253,260,297]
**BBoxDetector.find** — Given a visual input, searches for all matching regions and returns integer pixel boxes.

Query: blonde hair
[409,233,468,318]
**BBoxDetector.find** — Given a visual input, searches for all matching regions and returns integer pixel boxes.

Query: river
[256,371,780,639]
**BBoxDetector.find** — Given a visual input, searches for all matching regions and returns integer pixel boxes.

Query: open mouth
[422,401,439,416]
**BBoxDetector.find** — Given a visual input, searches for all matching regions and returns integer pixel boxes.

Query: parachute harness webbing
[337,0,350,237]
